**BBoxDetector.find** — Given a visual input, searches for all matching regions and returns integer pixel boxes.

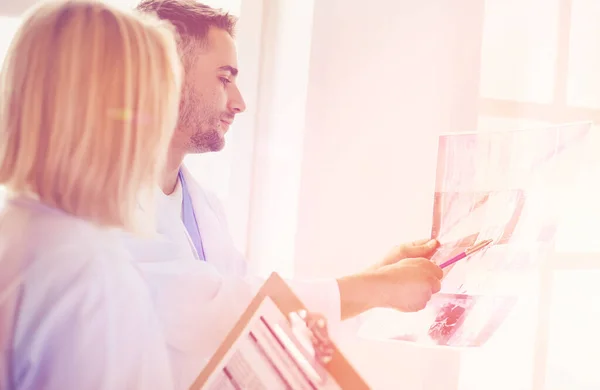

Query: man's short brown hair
[136,0,237,53]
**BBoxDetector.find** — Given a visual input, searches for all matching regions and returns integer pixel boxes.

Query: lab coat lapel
[179,166,229,266]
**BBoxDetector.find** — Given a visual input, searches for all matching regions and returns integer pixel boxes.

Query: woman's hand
[289,310,334,364]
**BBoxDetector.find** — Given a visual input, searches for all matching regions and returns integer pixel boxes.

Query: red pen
[439,239,493,269]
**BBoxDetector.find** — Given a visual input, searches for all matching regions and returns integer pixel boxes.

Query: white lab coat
[132,166,341,389]
[0,197,174,390]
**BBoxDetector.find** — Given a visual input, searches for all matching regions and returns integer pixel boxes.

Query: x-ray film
[425,122,592,347]
[375,122,594,348]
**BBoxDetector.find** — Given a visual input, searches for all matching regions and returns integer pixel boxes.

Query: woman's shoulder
[0,198,155,329]
[0,199,139,292]
[0,204,173,390]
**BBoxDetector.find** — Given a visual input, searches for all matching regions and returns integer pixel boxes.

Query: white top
[162,174,184,214]
[0,197,174,390]
[156,179,199,260]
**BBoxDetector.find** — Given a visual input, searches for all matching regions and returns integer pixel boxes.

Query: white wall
[0,0,38,16]
[244,2,485,386]
[294,0,485,278]
[245,0,485,282]
[283,2,486,388]
[244,0,317,277]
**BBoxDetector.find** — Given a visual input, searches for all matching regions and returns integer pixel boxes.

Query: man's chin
[210,141,226,152]
[189,131,226,153]
[195,139,225,153]
[212,133,226,151]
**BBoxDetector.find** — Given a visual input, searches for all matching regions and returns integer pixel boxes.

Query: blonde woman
[0,0,182,389]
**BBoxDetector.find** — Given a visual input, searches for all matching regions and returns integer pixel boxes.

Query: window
[472,1,600,389]
[478,0,600,250]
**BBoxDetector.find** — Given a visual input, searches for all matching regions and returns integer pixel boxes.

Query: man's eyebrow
[218,65,238,76]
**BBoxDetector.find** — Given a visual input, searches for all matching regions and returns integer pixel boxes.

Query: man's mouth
[221,116,234,127]
[220,119,233,133]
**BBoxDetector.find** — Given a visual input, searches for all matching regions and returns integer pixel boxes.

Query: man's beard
[179,95,225,153]
[190,120,224,153]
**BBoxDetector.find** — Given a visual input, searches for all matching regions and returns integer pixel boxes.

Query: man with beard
[136,0,443,387]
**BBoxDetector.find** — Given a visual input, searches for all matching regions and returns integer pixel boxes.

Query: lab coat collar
[178,166,229,267]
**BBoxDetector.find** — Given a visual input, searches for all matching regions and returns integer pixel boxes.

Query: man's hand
[337,238,442,320]
[374,238,439,269]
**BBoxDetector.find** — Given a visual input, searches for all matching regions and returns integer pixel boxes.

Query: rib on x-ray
[391,122,594,347]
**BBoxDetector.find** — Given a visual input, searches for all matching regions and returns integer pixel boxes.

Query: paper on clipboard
[191,273,369,390]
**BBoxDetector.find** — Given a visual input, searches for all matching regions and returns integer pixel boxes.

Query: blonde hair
[0,0,182,231]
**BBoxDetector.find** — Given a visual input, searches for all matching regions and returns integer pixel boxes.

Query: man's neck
[161,149,185,196]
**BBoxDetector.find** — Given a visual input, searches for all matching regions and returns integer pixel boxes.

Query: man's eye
[220,77,231,86]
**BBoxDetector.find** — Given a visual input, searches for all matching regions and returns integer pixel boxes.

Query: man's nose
[229,85,246,113]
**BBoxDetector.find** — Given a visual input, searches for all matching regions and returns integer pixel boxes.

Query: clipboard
[190,273,370,390]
